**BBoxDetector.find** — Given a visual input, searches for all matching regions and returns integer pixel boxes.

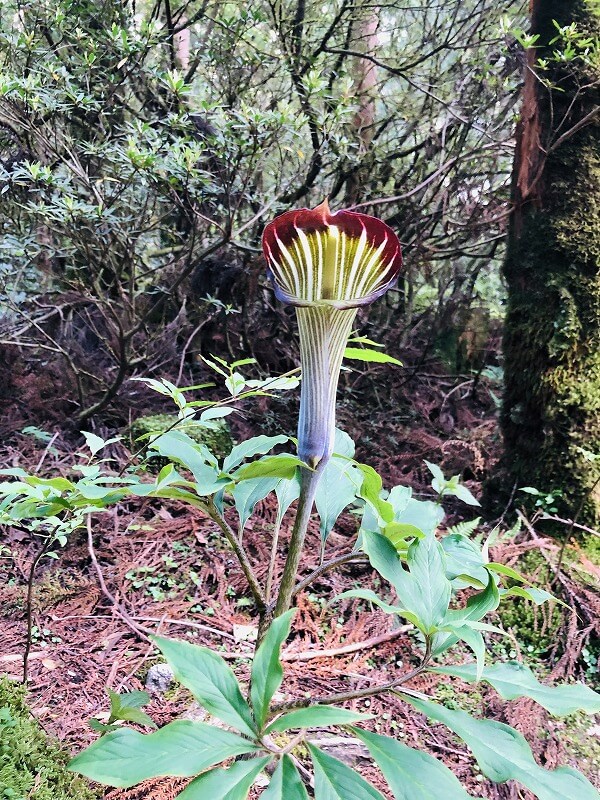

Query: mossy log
[502,0,600,526]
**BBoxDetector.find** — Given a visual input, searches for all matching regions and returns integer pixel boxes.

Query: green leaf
[309,744,386,800]
[223,435,289,473]
[108,689,150,713]
[69,720,259,788]
[177,756,272,800]
[448,483,481,506]
[393,498,444,537]
[441,534,487,584]
[358,464,394,524]
[251,610,294,730]
[315,454,361,542]
[232,477,280,530]
[500,586,567,607]
[149,431,224,494]
[433,572,500,656]
[234,455,305,481]
[275,475,301,527]
[262,755,309,800]
[334,587,421,629]
[486,563,527,583]
[434,661,600,717]
[424,461,446,485]
[81,431,107,456]
[153,637,256,737]
[441,625,486,680]
[403,696,600,800]
[343,347,403,366]
[406,535,452,633]
[351,727,479,800]
[266,705,374,733]
[115,707,157,727]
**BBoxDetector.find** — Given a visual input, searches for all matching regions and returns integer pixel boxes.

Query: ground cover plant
[1,203,599,799]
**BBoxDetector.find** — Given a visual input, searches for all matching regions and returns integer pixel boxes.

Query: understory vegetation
[0,0,599,799]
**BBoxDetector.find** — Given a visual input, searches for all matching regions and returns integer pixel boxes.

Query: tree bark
[502,0,600,525]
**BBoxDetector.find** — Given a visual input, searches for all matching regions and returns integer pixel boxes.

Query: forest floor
[1,357,599,799]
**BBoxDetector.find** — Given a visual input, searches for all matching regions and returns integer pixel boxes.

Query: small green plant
[2,203,599,799]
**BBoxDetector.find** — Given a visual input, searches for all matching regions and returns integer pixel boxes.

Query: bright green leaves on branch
[434,660,600,717]
[403,696,600,800]
[68,721,259,788]
[152,636,257,737]
[351,727,479,800]
[176,757,272,800]
[250,610,294,730]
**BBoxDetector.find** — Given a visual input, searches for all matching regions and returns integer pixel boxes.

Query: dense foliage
[0,0,524,420]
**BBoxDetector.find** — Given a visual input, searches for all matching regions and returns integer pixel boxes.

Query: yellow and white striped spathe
[263,199,402,309]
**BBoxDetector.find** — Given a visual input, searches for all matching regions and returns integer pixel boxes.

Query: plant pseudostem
[273,464,325,619]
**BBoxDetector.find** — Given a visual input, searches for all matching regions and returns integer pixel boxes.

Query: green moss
[0,677,99,800]
[130,413,234,461]
[559,711,600,784]
[495,551,562,653]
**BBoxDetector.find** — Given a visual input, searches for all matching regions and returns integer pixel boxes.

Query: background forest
[0,0,599,799]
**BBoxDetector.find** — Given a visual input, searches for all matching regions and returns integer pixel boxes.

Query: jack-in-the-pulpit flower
[263,198,402,469]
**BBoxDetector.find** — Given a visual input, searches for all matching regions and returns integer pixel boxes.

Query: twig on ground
[281,625,411,662]
[86,515,151,643]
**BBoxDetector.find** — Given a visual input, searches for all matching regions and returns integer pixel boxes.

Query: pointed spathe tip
[314,198,332,221]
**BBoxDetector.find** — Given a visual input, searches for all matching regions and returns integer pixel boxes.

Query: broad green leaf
[200,406,234,423]
[343,346,403,366]
[500,586,566,607]
[315,455,362,542]
[177,757,271,800]
[234,455,305,481]
[68,720,259,788]
[360,529,413,590]
[107,689,156,728]
[351,727,479,800]
[433,572,500,656]
[448,483,481,506]
[232,477,279,530]
[358,464,394,523]
[406,535,452,633]
[153,637,256,737]
[403,696,600,800]
[360,533,452,634]
[434,661,600,716]
[81,431,107,456]
[486,563,527,583]
[251,610,294,730]
[387,485,412,515]
[424,460,446,485]
[441,534,488,585]
[398,499,445,536]
[149,431,224,494]
[383,522,425,550]
[266,705,374,733]
[333,587,422,629]
[309,744,386,800]
[441,625,486,680]
[223,435,289,473]
[262,755,309,800]
[108,688,150,712]
[275,474,301,526]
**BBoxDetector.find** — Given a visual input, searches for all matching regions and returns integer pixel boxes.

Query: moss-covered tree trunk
[502,0,600,525]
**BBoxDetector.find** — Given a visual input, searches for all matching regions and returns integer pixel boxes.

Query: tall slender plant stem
[273,464,324,619]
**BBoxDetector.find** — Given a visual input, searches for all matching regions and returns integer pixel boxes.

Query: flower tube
[263,198,402,468]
